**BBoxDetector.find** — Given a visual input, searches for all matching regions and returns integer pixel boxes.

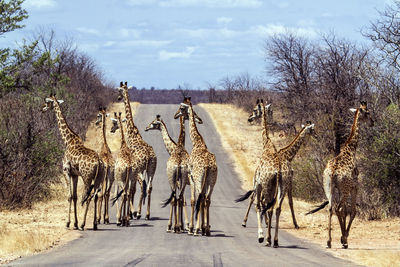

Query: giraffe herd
[41,83,372,250]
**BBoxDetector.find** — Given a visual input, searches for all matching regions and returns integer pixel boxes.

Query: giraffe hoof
[104,219,110,225]
[66,222,70,228]
[266,242,271,247]
[79,227,85,231]
[326,241,331,248]
[132,211,138,218]
[273,240,279,248]
[136,214,141,220]
[206,229,211,236]
[241,223,246,227]
[342,244,348,249]
[117,222,122,226]
[93,224,98,231]
[258,237,264,243]
[294,224,300,230]
[145,215,150,220]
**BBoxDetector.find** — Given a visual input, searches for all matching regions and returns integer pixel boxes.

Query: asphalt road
[11,104,355,267]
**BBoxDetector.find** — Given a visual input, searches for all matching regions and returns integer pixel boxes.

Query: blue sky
[0,0,393,89]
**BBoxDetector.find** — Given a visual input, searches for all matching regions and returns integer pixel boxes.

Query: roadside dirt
[199,103,400,267]
[0,102,138,264]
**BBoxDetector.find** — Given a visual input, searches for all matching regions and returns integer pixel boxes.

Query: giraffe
[236,120,315,247]
[240,99,300,229]
[145,114,191,233]
[110,112,138,226]
[42,94,105,231]
[306,101,373,249]
[117,81,156,220]
[174,97,217,236]
[94,107,115,224]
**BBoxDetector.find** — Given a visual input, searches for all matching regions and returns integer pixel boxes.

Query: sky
[0,0,394,89]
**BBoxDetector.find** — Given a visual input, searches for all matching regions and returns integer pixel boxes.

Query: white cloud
[24,0,56,8]
[128,0,262,8]
[159,46,197,61]
[104,41,116,47]
[217,17,233,24]
[76,27,101,36]
[251,24,318,38]
[121,40,172,47]
[176,28,239,39]
[118,28,142,38]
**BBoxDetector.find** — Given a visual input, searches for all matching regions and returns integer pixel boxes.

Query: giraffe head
[95,107,109,128]
[116,81,133,101]
[350,101,374,127]
[41,94,64,112]
[300,120,316,136]
[173,97,203,124]
[110,112,126,133]
[248,98,271,122]
[145,115,162,131]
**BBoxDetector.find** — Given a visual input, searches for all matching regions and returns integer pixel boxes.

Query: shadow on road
[278,245,308,249]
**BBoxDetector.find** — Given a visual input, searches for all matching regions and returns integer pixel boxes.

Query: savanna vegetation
[0,0,113,210]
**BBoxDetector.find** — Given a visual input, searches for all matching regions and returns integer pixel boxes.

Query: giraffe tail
[305,201,329,215]
[195,168,208,218]
[81,184,95,206]
[235,190,254,203]
[111,189,124,206]
[161,191,175,208]
[141,179,147,205]
[261,172,280,216]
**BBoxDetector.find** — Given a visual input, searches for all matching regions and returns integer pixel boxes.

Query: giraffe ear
[57,100,64,104]
[45,98,53,103]
[122,118,127,123]
[301,124,305,128]
[106,113,110,117]
[128,86,133,90]
[111,118,118,122]
[349,108,357,113]
[265,103,271,109]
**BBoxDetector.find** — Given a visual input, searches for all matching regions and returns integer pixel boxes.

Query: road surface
[11,104,355,266]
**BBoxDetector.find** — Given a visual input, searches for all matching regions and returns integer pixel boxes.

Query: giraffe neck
[261,103,276,155]
[101,113,109,149]
[159,120,177,155]
[279,126,309,162]
[188,104,207,150]
[118,117,128,150]
[342,109,361,155]
[177,116,185,146]
[122,88,143,148]
[53,99,81,146]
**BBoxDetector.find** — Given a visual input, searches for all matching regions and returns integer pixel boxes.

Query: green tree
[0,0,28,36]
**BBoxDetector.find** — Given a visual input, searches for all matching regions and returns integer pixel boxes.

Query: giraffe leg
[255,189,264,244]
[327,206,333,248]
[145,182,152,220]
[93,192,98,230]
[136,175,144,220]
[183,197,189,231]
[97,178,105,225]
[65,171,73,229]
[194,200,203,236]
[188,182,195,235]
[273,198,285,248]
[205,197,211,236]
[287,179,299,229]
[71,175,79,230]
[173,196,178,233]
[242,192,255,227]
[130,179,137,219]
[266,210,273,246]
[167,196,174,232]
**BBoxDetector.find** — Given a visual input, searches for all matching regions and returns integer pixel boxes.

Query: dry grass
[200,103,400,267]
[0,102,139,264]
